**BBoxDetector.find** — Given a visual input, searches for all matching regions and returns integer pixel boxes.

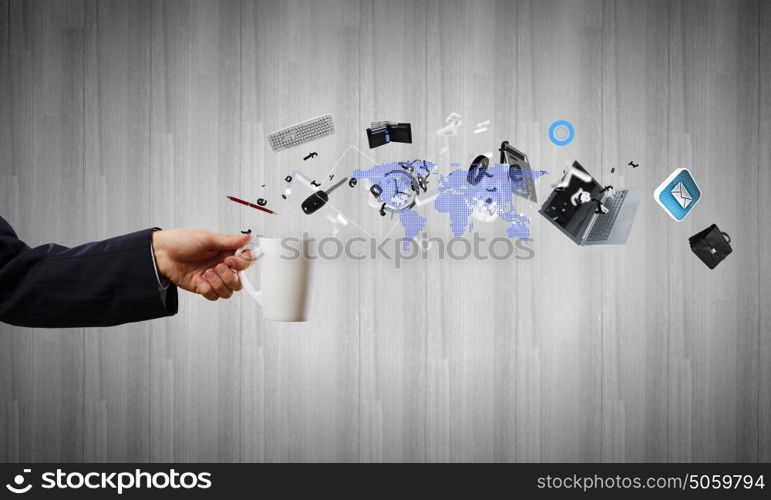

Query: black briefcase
[689,224,732,269]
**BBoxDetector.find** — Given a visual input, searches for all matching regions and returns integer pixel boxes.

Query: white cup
[236,237,313,322]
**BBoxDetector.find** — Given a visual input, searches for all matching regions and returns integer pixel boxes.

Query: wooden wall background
[0,0,769,462]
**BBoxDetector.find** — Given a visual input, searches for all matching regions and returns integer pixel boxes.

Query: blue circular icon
[548,120,575,146]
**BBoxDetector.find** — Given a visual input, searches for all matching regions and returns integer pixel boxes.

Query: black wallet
[365,128,385,148]
[387,123,412,143]
[366,122,412,149]
[689,224,732,269]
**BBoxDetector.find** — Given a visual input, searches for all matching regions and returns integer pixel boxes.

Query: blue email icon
[654,168,701,221]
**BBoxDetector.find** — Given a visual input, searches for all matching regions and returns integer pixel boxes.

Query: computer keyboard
[586,189,628,242]
[267,114,335,152]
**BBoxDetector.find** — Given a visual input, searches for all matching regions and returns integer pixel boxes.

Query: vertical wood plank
[149,0,243,461]
[0,0,14,463]
[358,0,428,462]
[600,0,670,461]
[759,0,770,463]
[424,0,521,463]
[0,0,7,178]
[240,0,361,463]
[516,0,604,462]
[487,0,522,463]
[666,0,692,460]
[82,0,152,461]
[668,0,760,462]
[238,0,275,463]
[0,0,85,462]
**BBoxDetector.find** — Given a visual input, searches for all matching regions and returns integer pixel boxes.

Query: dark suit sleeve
[0,216,178,328]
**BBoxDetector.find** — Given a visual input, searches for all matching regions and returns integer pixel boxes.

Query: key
[323,177,348,196]
[301,177,348,215]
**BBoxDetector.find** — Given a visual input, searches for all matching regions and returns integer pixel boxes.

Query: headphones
[469,143,531,189]
[467,155,490,185]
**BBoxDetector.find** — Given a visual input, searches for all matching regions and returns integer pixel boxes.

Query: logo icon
[548,120,575,146]
[654,168,701,220]
[6,469,32,494]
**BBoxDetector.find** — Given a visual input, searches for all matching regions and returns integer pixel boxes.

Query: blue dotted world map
[351,161,548,245]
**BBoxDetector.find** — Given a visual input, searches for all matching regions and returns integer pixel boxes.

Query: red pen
[226,195,276,215]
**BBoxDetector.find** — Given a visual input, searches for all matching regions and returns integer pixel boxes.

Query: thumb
[207,231,251,250]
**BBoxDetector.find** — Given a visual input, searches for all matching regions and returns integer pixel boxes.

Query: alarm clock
[369,161,432,216]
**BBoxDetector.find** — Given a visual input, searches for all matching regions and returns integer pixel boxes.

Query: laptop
[539,161,642,245]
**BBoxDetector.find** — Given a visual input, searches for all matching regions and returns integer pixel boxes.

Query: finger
[215,263,241,292]
[204,268,233,299]
[224,254,252,272]
[207,232,251,251]
[195,277,218,301]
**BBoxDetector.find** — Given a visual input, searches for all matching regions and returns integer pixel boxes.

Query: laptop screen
[540,162,603,241]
